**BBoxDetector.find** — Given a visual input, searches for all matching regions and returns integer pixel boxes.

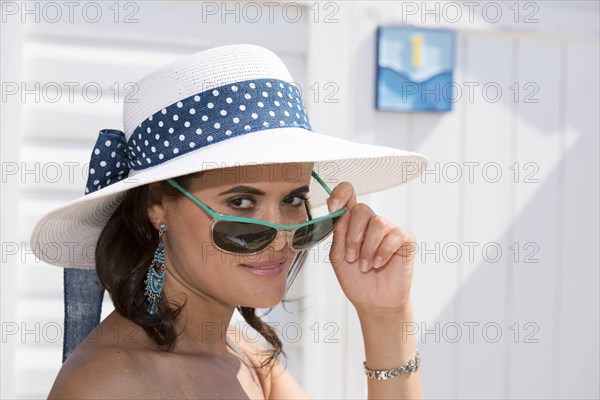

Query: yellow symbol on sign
[410,34,424,68]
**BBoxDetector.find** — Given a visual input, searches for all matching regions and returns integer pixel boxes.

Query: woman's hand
[326,182,417,316]
[325,182,423,399]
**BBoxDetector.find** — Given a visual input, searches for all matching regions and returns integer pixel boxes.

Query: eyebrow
[218,185,310,196]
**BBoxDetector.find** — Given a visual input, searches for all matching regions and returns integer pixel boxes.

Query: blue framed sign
[376,26,455,112]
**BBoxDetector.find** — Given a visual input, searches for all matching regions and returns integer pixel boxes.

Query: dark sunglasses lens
[213,221,277,253]
[292,216,341,250]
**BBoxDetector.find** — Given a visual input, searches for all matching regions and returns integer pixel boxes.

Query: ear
[147,182,166,229]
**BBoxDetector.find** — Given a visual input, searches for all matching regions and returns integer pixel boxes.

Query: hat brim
[29,128,429,269]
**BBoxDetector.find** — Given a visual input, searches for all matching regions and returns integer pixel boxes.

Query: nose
[260,206,301,252]
[270,229,293,251]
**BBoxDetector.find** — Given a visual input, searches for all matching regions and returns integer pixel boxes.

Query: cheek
[168,211,242,272]
[165,207,213,263]
[172,203,209,235]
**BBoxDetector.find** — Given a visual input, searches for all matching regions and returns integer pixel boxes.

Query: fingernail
[359,259,369,272]
[346,248,357,262]
[373,255,383,269]
[328,199,340,213]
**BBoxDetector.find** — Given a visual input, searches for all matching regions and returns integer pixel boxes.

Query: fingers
[356,216,396,272]
[326,182,357,213]
[343,204,416,273]
[325,181,416,273]
[344,204,377,267]
[327,182,358,264]
[368,227,415,271]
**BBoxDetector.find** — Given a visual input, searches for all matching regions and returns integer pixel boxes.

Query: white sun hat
[29,43,429,269]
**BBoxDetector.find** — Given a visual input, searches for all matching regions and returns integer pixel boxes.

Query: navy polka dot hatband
[85,77,311,195]
[29,44,429,269]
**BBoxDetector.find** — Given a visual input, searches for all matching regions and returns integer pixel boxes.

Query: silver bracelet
[363,349,420,380]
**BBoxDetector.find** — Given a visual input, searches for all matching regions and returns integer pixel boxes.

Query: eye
[227,194,309,213]
[228,197,255,212]
[285,195,309,208]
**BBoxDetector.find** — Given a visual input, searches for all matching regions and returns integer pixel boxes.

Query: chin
[239,283,287,309]
[234,262,293,308]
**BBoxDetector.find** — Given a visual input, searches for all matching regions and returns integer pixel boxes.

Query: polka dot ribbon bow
[84,78,312,195]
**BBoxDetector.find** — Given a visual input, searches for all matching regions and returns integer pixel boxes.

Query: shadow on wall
[350,23,599,400]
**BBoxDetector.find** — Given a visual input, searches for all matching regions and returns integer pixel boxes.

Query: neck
[162,269,237,358]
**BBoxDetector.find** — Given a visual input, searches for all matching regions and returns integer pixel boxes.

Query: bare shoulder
[228,324,310,400]
[48,312,157,399]
[48,339,147,399]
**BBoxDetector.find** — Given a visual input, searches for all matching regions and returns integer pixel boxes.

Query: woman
[30,44,428,399]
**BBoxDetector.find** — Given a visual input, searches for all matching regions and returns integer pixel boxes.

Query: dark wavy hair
[95,170,311,371]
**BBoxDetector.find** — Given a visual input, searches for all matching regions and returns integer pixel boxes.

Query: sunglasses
[165,170,348,255]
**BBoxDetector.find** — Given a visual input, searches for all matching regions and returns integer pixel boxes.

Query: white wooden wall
[1,1,598,399]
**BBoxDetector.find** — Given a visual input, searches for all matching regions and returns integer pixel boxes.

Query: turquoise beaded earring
[144,223,166,316]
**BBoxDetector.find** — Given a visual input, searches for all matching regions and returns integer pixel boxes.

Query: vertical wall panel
[302,3,354,398]
[0,13,25,400]
[558,40,600,399]
[509,38,563,399]
[458,34,515,399]
[407,35,465,400]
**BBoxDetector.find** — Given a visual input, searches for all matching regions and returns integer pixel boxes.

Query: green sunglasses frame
[165,170,348,253]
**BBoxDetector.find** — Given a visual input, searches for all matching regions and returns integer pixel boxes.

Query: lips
[240,259,286,268]
[239,259,286,277]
